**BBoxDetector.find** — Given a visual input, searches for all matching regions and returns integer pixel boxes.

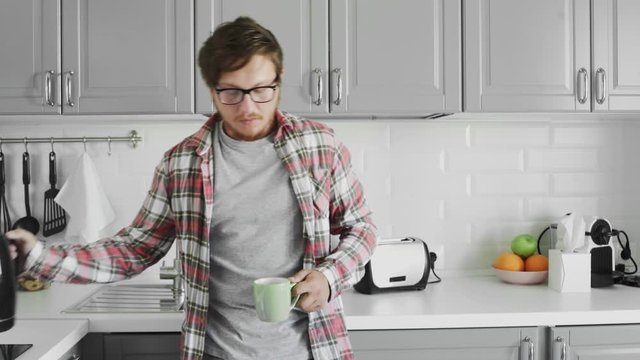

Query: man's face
[211,54,281,141]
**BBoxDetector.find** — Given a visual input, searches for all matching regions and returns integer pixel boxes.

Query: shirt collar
[188,110,295,157]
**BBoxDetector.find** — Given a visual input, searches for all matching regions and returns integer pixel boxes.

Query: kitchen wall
[2,114,640,279]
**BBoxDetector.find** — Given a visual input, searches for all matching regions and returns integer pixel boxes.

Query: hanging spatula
[43,151,66,237]
[0,151,11,233]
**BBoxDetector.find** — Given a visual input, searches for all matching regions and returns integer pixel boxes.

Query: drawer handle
[312,68,323,106]
[65,71,75,107]
[521,336,534,360]
[555,336,567,360]
[45,70,55,107]
[333,68,343,106]
[577,68,588,104]
[595,67,606,104]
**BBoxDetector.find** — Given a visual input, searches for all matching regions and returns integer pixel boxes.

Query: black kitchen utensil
[12,152,40,235]
[0,151,11,233]
[43,151,66,237]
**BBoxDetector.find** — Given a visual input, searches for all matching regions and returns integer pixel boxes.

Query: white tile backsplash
[527,148,599,171]
[552,172,614,195]
[473,173,549,195]
[447,148,524,172]
[2,115,640,276]
[471,123,550,146]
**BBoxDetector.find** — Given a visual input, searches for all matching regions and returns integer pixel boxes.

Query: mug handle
[289,282,301,310]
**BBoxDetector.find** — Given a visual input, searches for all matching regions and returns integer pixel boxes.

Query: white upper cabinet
[464,0,640,113]
[194,0,327,115]
[0,0,59,114]
[195,0,461,116]
[464,0,590,112]
[592,0,640,112]
[0,0,193,115]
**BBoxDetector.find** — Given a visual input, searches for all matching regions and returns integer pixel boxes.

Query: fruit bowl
[493,267,548,285]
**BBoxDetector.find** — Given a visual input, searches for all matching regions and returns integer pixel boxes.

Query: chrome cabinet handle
[577,68,588,104]
[312,68,323,106]
[65,71,75,107]
[595,67,606,104]
[521,336,534,360]
[45,70,55,107]
[333,68,342,106]
[556,336,566,360]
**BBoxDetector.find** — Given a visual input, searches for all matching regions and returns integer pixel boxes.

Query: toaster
[354,237,432,294]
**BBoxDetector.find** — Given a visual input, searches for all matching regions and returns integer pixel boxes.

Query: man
[5,16,377,360]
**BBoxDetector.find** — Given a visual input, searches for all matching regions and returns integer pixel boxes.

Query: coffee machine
[551,214,618,288]
[579,216,617,287]
[0,235,16,332]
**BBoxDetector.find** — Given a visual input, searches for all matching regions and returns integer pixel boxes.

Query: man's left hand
[289,269,330,313]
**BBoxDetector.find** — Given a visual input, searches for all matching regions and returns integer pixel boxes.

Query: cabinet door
[464,0,591,112]
[592,0,640,112]
[0,0,60,114]
[351,327,542,360]
[103,333,180,360]
[194,0,329,115]
[331,0,461,115]
[61,0,193,114]
[552,324,640,360]
[57,342,81,360]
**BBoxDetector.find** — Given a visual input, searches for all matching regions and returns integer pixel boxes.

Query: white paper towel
[556,212,586,252]
[54,153,115,243]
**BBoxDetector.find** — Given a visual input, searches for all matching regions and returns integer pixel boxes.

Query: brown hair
[198,16,283,88]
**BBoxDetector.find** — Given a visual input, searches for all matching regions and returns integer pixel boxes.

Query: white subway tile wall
[2,117,640,277]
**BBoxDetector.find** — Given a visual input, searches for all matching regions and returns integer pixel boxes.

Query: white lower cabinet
[350,327,544,360]
[352,325,640,360]
[74,325,640,359]
[551,324,640,360]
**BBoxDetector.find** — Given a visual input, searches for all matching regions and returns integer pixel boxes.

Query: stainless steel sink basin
[63,284,184,313]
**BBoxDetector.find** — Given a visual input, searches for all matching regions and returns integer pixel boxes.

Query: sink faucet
[160,246,183,295]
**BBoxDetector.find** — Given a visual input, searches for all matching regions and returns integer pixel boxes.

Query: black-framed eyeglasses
[214,80,279,105]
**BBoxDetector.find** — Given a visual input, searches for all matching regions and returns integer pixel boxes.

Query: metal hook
[51,137,55,152]
[107,136,112,156]
[83,136,87,152]
[24,137,28,152]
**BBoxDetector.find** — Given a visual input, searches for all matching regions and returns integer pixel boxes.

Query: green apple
[511,234,537,258]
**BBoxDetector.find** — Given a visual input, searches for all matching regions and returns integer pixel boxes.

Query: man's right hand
[4,228,38,261]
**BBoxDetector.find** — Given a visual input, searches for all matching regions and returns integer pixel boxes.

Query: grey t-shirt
[204,122,310,360]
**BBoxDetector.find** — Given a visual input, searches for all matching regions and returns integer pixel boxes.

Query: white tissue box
[548,249,591,292]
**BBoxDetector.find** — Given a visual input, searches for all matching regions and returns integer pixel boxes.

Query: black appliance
[0,235,16,332]
[0,236,34,360]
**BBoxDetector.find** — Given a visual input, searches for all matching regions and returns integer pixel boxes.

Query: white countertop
[13,280,184,333]
[4,274,640,358]
[12,274,640,332]
[342,274,640,330]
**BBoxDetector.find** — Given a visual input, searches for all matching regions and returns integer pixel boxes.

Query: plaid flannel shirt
[26,110,378,359]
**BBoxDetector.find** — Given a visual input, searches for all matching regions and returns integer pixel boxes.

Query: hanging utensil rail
[0,130,142,148]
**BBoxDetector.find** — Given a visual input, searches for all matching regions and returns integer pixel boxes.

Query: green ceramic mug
[253,277,300,322]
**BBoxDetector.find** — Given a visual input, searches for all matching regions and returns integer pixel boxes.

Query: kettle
[0,235,17,332]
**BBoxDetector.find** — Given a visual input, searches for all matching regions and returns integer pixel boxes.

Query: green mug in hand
[253,277,300,322]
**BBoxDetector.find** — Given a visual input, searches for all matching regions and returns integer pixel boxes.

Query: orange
[493,252,525,271]
[525,254,548,271]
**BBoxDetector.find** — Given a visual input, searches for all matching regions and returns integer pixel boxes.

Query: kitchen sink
[63,284,184,313]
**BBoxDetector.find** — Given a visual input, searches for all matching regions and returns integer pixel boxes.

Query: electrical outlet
[432,244,445,270]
